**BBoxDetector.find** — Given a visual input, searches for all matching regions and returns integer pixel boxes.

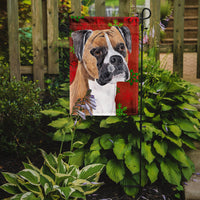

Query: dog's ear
[71,30,93,61]
[115,26,132,53]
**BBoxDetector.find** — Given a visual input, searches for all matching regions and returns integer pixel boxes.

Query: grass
[105,0,119,7]
[137,0,145,5]
[105,0,145,7]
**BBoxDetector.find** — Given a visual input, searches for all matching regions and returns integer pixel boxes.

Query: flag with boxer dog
[70,17,139,116]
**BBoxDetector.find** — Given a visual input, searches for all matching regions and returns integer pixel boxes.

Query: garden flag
[70,17,139,116]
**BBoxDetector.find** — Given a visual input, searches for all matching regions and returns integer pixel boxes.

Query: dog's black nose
[110,55,123,65]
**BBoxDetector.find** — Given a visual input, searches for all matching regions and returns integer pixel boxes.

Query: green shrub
[0,149,104,199]
[0,64,42,155]
[19,27,33,66]
[40,49,200,198]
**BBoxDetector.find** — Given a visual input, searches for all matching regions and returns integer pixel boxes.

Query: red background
[70,17,139,115]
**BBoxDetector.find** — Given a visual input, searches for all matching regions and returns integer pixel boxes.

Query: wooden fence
[150,0,200,78]
[7,0,200,89]
[7,0,135,88]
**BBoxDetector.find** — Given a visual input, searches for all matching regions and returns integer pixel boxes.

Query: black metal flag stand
[139,7,151,190]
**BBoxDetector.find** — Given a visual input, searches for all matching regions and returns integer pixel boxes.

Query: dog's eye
[94,50,102,56]
[118,44,125,51]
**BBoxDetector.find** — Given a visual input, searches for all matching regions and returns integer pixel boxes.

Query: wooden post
[149,0,160,61]
[132,0,137,16]
[32,0,45,89]
[7,0,21,81]
[95,0,105,16]
[47,0,59,74]
[71,0,81,16]
[197,0,200,78]
[119,0,130,17]
[173,0,185,77]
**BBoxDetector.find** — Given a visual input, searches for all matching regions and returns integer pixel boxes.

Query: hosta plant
[0,149,104,200]
[67,50,200,198]
[80,51,200,198]
[38,49,200,198]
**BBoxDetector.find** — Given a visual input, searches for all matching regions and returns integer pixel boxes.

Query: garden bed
[0,150,181,200]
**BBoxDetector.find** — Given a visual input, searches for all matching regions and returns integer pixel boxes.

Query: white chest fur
[88,80,117,116]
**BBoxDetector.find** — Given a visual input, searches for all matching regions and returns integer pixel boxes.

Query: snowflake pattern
[116,103,127,116]
[127,69,139,85]
[108,19,123,27]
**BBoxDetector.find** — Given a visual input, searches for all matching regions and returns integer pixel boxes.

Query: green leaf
[53,186,74,199]
[2,172,18,184]
[10,193,23,200]
[55,173,71,185]
[41,164,55,182]
[145,162,159,183]
[160,103,172,111]
[100,119,109,128]
[0,183,20,194]
[69,149,85,167]
[125,151,140,174]
[105,116,121,124]
[41,109,66,117]
[53,130,71,142]
[23,160,40,173]
[71,190,86,199]
[49,117,73,129]
[184,96,200,105]
[182,158,195,180]
[57,154,66,174]
[73,141,84,149]
[167,82,185,93]
[177,103,197,111]
[90,137,101,151]
[153,140,168,157]
[76,120,92,129]
[144,107,155,118]
[175,119,199,133]
[58,98,69,109]
[169,147,190,167]
[62,151,75,157]
[85,150,101,164]
[142,143,155,164]
[184,113,200,127]
[160,159,181,185]
[58,187,75,199]
[165,135,182,147]
[106,160,125,183]
[75,132,91,147]
[100,134,113,150]
[194,111,200,119]
[120,177,139,197]
[79,164,104,181]
[21,192,37,200]
[141,165,148,187]
[18,169,40,185]
[152,114,161,122]
[113,138,128,160]
[182,136,196,150]
[23,183,41,195]
[168,125,182,137]
[41,150,57,173]
[40,174,53,195]
[145,98,156,110]
[184,132,200,140]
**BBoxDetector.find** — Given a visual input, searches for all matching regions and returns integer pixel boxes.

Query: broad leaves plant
[40,49,200,198]
[0,150,104,199]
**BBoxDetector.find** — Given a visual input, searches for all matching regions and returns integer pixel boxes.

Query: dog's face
[71,26,132,86]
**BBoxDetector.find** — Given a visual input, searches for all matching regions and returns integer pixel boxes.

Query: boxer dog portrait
[70,26,132,116]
